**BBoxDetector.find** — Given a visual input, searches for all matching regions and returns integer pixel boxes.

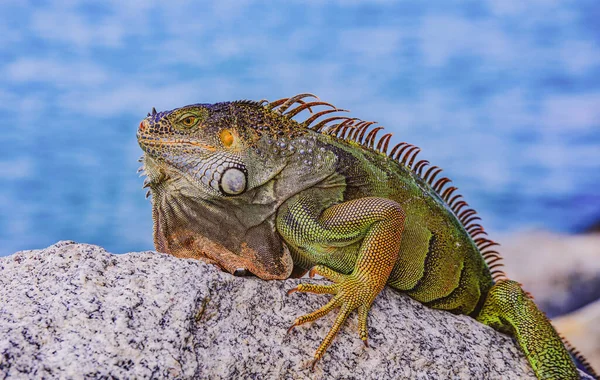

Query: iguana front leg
[277,196,406,368]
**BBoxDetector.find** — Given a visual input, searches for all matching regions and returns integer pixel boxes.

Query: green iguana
[137,94,597,379]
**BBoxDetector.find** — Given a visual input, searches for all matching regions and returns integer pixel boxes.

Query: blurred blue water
[1,1,599,256]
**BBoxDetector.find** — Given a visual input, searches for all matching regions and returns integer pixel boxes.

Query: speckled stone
[0,241,588,379]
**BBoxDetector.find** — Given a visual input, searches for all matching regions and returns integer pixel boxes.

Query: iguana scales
[137,94,597,379]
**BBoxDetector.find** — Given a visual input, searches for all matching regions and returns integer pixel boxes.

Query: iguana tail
[475,279,584,379]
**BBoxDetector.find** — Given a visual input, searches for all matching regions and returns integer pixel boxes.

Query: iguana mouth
[138,138,216,151]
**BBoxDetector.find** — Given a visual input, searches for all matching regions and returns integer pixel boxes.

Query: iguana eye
[178,113,200,128]
[179,114,199,128]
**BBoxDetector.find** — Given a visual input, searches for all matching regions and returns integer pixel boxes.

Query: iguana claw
[286,287,300,295]
[310,358,319,372]
[286,324,297,334]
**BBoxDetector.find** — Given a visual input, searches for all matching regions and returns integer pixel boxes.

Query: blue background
[1,0,599,256]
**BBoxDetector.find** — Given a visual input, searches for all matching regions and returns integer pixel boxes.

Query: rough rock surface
[0,241,590,379]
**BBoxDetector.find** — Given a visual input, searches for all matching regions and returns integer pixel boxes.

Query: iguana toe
[287,283,337,296]
[309,265,345,283]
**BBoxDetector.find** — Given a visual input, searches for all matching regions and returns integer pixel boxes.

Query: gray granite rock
[0,241,588,379]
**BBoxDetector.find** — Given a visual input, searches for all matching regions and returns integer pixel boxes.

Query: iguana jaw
[139,136,248,198]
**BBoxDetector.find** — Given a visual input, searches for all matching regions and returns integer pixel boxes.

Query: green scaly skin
[137,95,594,379]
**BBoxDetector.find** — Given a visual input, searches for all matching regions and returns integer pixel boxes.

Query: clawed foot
[286,265,379,369]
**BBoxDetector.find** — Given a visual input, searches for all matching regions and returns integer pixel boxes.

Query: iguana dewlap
[137,95,596,379]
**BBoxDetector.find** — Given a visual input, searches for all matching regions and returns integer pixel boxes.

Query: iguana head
[137,99,339,279]
[138,101,292,197]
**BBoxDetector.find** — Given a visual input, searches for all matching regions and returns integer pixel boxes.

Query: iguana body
[137,95,596,379]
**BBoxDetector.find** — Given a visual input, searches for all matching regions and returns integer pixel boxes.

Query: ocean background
[1,0,599,256]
